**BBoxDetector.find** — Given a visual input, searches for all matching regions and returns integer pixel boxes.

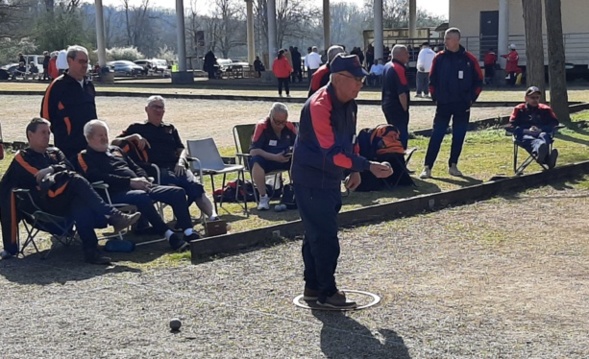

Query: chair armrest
[12,188,31,194]
[91,181,109,189]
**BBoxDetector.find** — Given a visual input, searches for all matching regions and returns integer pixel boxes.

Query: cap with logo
[525,86,541,96]
[330,54,368,78]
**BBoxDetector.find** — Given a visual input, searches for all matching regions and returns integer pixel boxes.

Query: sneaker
[286,94,291,98]
[449,163,463,177]
[110,212,141,233]
[303,287,320,301]
[169,233,189,252]
[84,250,112,265]
[317,291,357,309]
[415,93,423,98]
[419,166,432,179]
[184,232,201,243]
[0,250,14,260]
[547,149,558,169]
[257,194,270,210]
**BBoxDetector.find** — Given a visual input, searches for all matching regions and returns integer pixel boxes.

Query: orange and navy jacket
[509,103,559,132]
[250,117,297,155]
[483,51,497,66]
[381,59,410,114]
[308,64,330,97]
[40,73,97,159]
[291,84,370,189]
[429,45,483,106]
[76,146,148,195]
[502,50,520,73]
[0,147,73,255]
[118,122,183,170]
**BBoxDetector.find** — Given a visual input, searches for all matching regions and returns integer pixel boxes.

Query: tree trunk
[544,0,570,123]
[521,0,545,100]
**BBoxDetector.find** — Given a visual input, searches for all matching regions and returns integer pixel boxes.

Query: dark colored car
[106,60,144,77]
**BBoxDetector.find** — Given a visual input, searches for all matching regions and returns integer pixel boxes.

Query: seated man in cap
[249,102,297,210]
[507,86,559,168]
[76,120,200,252]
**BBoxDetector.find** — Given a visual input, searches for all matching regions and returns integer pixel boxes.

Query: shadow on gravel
[0,252,140,285]
[312,310,411,358]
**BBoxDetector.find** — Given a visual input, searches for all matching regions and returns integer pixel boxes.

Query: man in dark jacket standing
[40,45,96,161]
[291,47,302,83]
[381,45,410,149]
[420,28,483,179]
[292,54,392,309]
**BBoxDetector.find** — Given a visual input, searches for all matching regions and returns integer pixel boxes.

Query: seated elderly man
[76,120,200,252]
[367,59,385,87]
[112,95,219,221]
[507,86,559,168]
[249,102,297,210]
[0,118,141,264]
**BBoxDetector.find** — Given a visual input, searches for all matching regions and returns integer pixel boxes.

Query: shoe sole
[302,296,318,301]
[175,241,190,252]
[113,213,142,233]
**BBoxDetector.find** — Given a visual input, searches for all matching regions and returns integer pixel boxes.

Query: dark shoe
[184,232,201,243]
[303,287,320,301]
[169,233,189,252]
[547,149,558,169]
[110,212,142,233]
[317,291,357,309]
[84,251,112,265]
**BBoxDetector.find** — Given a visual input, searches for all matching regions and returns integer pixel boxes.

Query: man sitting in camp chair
[0,118,141,264]
[507,86,560,169]
[76,120,200,252]
[112,95,219,221]
[249,102,297,210]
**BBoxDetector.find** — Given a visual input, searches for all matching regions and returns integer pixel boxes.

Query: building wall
[449,0,589,36]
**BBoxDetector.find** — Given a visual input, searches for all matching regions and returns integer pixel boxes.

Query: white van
[23,54,45,73]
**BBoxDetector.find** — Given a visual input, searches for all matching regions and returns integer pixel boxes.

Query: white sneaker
[257,194,270,210]
[286,94,291,98]
[419,166,431,179]
[449,164,463,176]
[415,93,423,98]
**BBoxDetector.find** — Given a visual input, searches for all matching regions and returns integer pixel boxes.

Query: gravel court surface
[1,184,588,358]
[0,95,512,147]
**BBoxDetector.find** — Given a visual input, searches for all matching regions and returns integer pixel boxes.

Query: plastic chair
[186,138,248,216]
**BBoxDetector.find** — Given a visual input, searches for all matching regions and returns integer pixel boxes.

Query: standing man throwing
[420,28,483,179]
[381,45,411,149]
[292,54,393,309]
[41,45,96,161]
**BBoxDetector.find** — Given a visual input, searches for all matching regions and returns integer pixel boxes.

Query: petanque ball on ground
[169,318,182,331]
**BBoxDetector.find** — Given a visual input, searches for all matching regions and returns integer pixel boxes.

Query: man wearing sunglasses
[292,54,393,309]
[507,86,559,168]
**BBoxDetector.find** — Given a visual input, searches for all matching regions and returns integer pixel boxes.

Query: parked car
[0,63,20,80]
[106,60,144,77]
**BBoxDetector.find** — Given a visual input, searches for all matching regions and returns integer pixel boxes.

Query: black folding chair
[507,125,563,176]
[13,188,77,258]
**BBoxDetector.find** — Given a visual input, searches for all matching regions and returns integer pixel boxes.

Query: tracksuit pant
[416,72,429,95]
[517,132,553,163]
[294,185,342,302]
[383,109,410,150]
[111,185,193,234]
[424,102,471,168]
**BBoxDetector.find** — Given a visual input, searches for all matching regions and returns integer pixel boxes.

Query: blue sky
[93,0,449,17]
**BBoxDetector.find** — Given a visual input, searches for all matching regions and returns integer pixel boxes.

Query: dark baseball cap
[330,54,368,78]
[525,86,541,96]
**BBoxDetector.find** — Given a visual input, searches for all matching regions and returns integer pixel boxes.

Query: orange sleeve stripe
[58,101,64,110]
[333,153,353,169]
[77,153,88,173]
[41,79,59,120]
[309,91,336,150]
[15,152,39,176]
[48,183,68,198]
[64,117,71,135]
[252,121,268,143]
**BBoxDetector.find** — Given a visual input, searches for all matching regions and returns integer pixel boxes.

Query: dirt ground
[0,95,512,147]
[1,183,588,358]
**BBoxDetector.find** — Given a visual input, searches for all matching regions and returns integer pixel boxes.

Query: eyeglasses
[272,116,287,126]
[528,95,541,100]
[337,72,365,83]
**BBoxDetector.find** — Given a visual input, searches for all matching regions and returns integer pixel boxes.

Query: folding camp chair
[508,125,563,176]
[232,123,295,203]
[186,138,248,216]
[13,188,77,258]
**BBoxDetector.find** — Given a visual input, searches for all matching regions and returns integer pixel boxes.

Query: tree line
[0,0,445,64]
